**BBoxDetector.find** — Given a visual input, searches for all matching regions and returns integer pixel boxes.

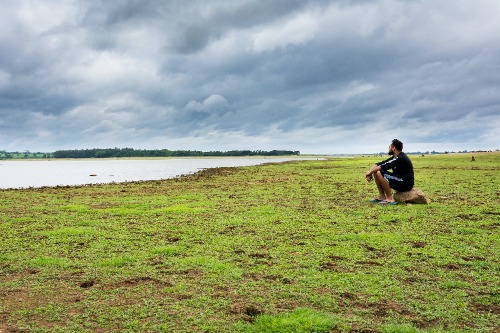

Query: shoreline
[0,157,323,190]
[0,155,322,162]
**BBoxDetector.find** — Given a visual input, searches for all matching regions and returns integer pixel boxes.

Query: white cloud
[251,11,319,53]
[185,94,228,112]
[16,0,80,35]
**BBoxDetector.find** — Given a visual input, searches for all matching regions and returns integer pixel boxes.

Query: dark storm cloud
[0,0,499,153]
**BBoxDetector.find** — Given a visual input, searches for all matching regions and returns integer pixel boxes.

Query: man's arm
[365,164,381,182]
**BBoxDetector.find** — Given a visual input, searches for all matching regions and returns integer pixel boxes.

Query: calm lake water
[0,157,314,189]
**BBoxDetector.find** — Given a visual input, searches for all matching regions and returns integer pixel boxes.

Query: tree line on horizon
[52,148,301,158]
[0,151,51,159]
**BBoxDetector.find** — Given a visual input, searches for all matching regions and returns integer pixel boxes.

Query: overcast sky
[1,0,499,154]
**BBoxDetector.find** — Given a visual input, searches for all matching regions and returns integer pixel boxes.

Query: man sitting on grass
[365,139,414,205]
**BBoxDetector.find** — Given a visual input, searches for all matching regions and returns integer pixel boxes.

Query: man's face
[388,145,395,155]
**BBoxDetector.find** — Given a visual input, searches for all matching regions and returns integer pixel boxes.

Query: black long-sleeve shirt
[376,152,414,183]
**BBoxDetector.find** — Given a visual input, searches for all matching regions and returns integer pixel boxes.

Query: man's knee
[373,171,383,183]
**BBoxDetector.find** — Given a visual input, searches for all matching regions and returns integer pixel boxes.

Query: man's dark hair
[392,139,403,151]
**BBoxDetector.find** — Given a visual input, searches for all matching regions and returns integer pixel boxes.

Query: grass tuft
[30,256,71,268]
[236,308,336,333]
[151,245,184,257]
[98,256,135,267]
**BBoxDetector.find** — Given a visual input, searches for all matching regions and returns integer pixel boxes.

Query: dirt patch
[249,252,272,259]
[179,268,204,279]
[365,299,412,317]
[166,236,181,242]
[1,278,85,331]
[441,263,462,270]
[229,302,264,322]
[327,255,345,261]
[340,294,415,322]
[461,256,486,262]
[363,245,386,258]
[480,222,499,230]
[104,276,172,290]
[187,167,238,180]
[409,241,427,248]
[474,303,500,314]
[457,214,480,220]
[80,280,95,288]
[340,292,358,300]
[320,262,342,272]
[350,324,381,333]
[356,260,383,266]
[412,317,443,329]
[221,225,239,235]
[0,325,30,333]
[255,177,292,184]
[405,275,423,283]
[265,275,292,284]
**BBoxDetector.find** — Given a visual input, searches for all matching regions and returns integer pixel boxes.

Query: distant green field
[0,153,498,332]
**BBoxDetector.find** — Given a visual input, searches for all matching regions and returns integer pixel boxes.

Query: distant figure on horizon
[365,139,414,205]
[471,155,475,162]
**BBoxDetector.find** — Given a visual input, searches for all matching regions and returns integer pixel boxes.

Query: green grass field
[1,153,498,332]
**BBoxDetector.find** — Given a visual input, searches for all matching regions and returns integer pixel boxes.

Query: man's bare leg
[374,171,394,202]
[372,171,387,200]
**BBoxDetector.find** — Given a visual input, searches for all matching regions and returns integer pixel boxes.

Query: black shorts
[382,171,413,192]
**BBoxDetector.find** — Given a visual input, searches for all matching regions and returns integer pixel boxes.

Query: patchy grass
[0,153,499,332]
